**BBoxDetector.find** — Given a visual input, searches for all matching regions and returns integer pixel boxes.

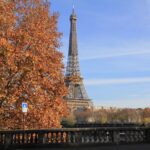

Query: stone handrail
[0,127,150,149]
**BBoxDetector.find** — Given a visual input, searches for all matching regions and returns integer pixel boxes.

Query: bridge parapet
[0,127,150,149]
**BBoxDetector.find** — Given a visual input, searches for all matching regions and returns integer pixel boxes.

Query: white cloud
[85,77,150,85]
[80,50,150,60]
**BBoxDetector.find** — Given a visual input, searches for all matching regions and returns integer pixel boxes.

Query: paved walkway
[13,144,150,150]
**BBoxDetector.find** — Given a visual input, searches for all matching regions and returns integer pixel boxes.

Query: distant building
[94,106,120,112]
[64,9,93,111]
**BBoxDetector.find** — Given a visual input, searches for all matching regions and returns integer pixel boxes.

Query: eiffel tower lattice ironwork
[65,9,92,111]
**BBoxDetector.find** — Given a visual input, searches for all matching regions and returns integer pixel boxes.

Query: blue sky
[50,0,150,108]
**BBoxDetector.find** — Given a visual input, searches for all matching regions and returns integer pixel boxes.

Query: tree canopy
[0,0,68,129]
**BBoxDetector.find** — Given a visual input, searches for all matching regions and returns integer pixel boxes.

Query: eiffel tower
[65,8,92,111]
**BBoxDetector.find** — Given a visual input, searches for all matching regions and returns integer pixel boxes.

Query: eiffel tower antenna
[72,0,75,14]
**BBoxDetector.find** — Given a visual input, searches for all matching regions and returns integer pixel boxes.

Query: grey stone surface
[12,144,150,150]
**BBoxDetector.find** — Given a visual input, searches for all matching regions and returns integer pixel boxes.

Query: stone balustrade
[0,127,150,149]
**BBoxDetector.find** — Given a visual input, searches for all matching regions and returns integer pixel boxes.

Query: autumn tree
[61,114,77,127]
[93,109,108,123]
[0,0,68,129]
[92,107,144,124]
[143,108,150,124]
[74,108,92,123]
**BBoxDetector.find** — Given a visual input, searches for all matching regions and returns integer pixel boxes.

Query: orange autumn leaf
[0,0,68,130]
